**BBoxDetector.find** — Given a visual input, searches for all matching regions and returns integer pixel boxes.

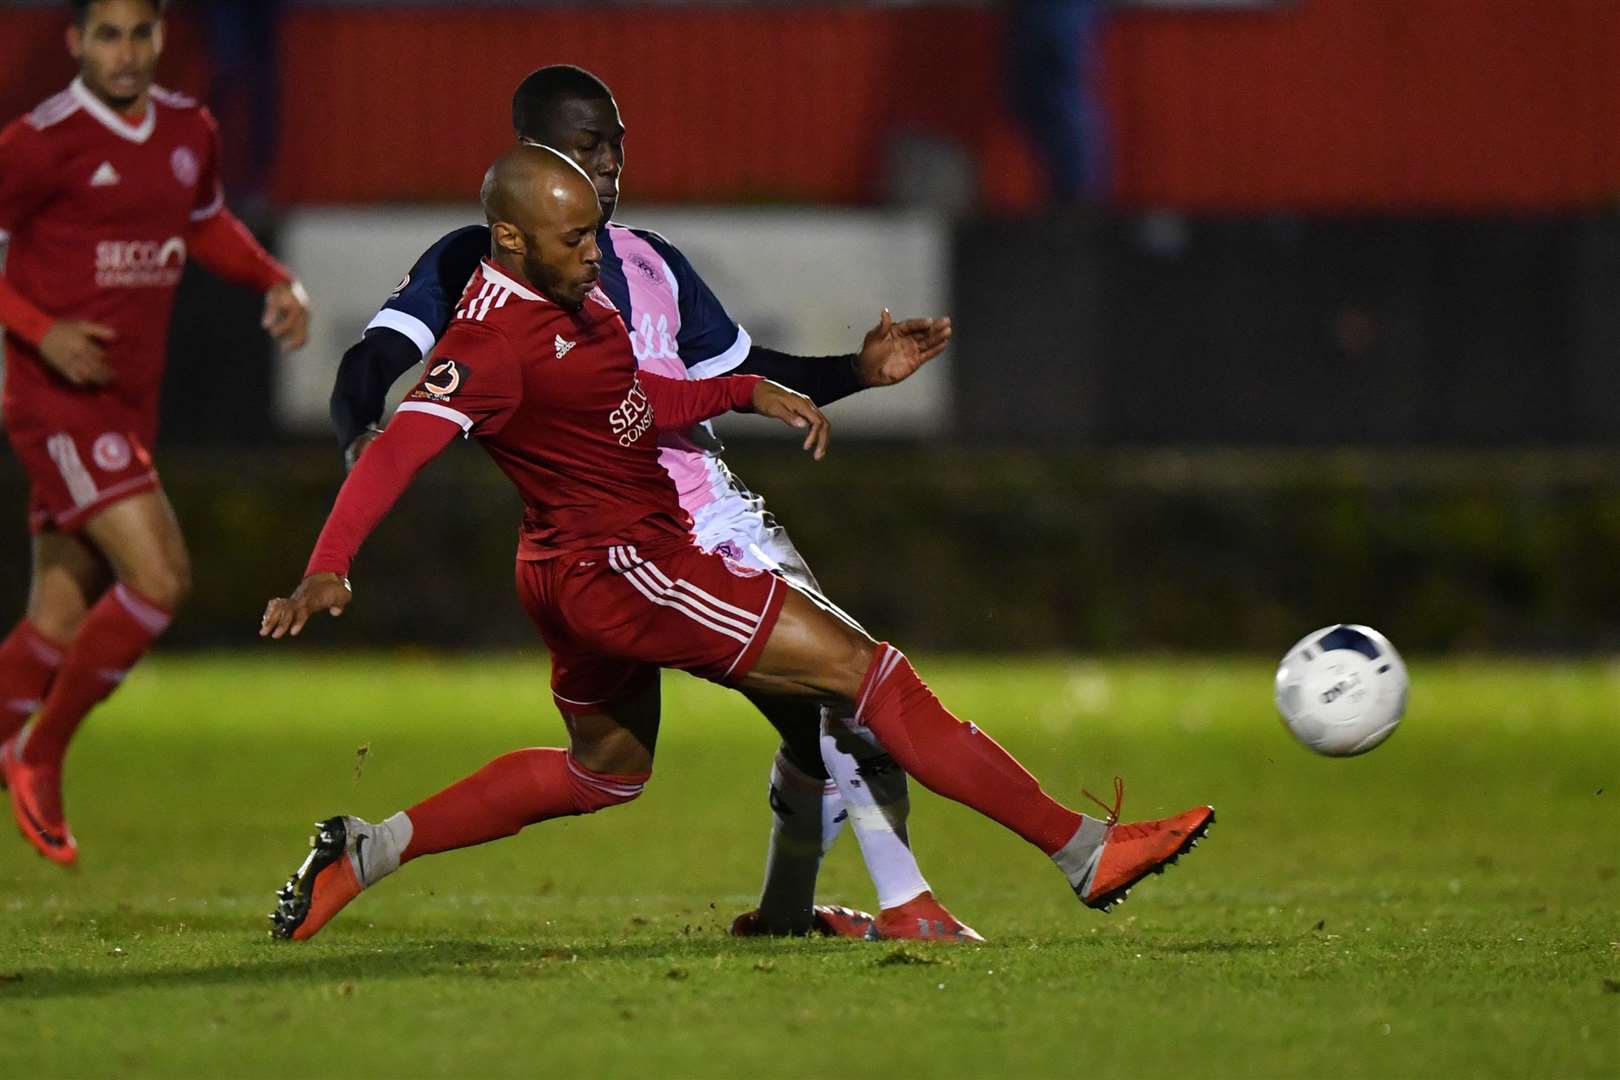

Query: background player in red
[259,147,1214,942]
[0,0,310,863]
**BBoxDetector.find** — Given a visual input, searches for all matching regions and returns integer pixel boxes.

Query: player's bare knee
[126,555,191,611]
[27,604,87,644]
[128,571,187,612]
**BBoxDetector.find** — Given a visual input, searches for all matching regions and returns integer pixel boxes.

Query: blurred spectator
[1005,0,1111,204]
[204,0,285,214]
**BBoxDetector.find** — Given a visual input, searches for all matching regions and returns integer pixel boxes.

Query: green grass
[1,654,1616,1079]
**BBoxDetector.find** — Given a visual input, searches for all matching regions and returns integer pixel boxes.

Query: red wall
[4,2,1618,211]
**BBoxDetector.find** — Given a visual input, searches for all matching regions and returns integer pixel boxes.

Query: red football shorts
[516,540,788,711]
[7,421,160,534]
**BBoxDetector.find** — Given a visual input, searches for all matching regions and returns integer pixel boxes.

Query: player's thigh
[562,671,661,776]
[738,586,875,703]
[80,489,191,605]
[749,526,868,636]
[25,531,113,640]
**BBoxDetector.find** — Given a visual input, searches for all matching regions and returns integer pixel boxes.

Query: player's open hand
[259,573,352,639]
[38,320,116,387]
[263,281,311,352]
[751,380,830,460]
[854,308,952,388]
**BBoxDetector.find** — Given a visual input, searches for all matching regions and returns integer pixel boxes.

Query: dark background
[4,0,1620,653]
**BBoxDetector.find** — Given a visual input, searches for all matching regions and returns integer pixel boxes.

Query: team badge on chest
[170,146,199,187]
[627,255,662,284]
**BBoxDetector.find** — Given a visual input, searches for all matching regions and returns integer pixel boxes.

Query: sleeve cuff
[727,374,764,410]
[395,400,473,434]
[685,325,753,380]
[366,307,438,359]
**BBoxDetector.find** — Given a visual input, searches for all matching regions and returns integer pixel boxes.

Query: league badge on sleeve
[420,359,464,400]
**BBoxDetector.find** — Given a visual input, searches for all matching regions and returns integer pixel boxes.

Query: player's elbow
[330,329,422,446]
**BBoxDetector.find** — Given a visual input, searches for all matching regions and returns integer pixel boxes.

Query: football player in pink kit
[0,0,310,863]
[259,146,1213,943]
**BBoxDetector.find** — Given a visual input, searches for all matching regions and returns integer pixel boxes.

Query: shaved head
[483,145,603,309]
[481,144,595,232]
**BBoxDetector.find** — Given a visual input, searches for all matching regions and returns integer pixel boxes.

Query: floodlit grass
[1,654,1616,1078]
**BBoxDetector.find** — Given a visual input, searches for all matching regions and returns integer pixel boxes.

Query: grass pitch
[0,654,1616,1079]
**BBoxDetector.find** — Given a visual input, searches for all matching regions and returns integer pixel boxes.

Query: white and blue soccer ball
[1274,624,1407,757]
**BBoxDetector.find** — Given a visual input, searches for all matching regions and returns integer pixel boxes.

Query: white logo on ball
[92,433,132,472]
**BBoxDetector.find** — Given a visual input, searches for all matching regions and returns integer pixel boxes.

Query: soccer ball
[1274,624,1407,756]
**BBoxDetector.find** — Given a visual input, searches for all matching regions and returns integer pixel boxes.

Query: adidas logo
[554,334,576,359]
[90,161,120,187]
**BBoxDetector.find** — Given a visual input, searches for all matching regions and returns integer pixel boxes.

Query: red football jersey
[397,260,756,561]
[0,79,225,443]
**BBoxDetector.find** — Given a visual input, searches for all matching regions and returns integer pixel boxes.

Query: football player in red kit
[259,146,1211,941]
[0,0,310,863]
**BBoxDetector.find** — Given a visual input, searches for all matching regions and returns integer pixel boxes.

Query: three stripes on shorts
[606,544,764,645]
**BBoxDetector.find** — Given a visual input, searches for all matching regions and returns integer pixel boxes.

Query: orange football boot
[1,736,77,865]
[270,817,367,941]
[729,904,877,939]
[872,891,984,942]
[1069,779,1214,912]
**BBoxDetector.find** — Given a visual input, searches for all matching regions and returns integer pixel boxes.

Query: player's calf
[271,749,649,939]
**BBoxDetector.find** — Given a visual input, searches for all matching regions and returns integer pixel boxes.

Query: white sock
[1049,814,1110,893]
[821,775,849,852]
[756,752,832,933]
[351,811,412,889]
[821,711,931,911]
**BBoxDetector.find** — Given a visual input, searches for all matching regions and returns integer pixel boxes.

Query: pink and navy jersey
[366,222,752,513]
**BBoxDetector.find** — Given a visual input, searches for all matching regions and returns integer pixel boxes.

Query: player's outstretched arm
[853,308,951,389]
[259,410,460,640]
[638,371,828,458]
[730,310,951,406]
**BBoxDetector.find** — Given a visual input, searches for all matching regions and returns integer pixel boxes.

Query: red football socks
[19,585,170,767]
[855,643,1083,856]
[0,620,65,745]
[400,747,649,863]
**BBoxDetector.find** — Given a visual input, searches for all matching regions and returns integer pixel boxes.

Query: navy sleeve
[365,225,490,358]
[329,326,425,454]
[637,229,752,378]
[733,345,864,407]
